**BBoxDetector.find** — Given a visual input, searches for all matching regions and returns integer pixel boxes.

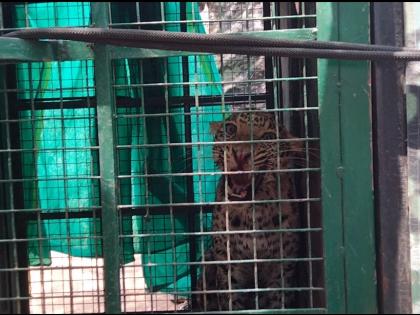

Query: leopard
[195,111,303,311]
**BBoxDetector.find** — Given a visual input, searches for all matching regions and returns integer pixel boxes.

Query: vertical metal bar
[28,60,46,314]
[316,3,347,313]
[274,100,285,310]
[83,58,102,311]
[335,3,377,313]
[163,55,178,310]
[57,59,76,314]
[0,65,16,314]
[0,62,9,315]
[373,2,412,314]
[11,11,35,309]
[135,2,141,26]
[318,2,377,313]
[91,3,121,314]
[0,3,4,31]
[5,64,30,314]
[250,110,259,310]
[263,2,274,110]
[302,53,314,310]
[180,2,197,308]
[159,7,177,310]
[192,51,207,309]
[138,58,154,310]
[301,5,314,306]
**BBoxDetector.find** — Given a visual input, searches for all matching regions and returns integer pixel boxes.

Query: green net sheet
[10,2,228,295]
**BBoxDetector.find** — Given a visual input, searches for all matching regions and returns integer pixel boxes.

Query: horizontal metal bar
[118,198,321,209]
[121,228,323,239]
[0,294,104,302]
[0,202,321,218]
[0,93,244,112]
[119,205,210,215]
[109,17,317,27]
[0,95,319,113]
[116,137,319,149]
[0,116,97,123]
[12,209,101,221]
[113,93,272,110]
[108,46,210,60]
[0,176,100,183]
[113,76,318,89]
[117,168,320,180]
[0,256,321,271]
[121,287,325,297]
[0,37,92,62]
[142,257,323,267]
[0,26,91,33]
[3,100,97,112]
[0,87,95,93]
[0,286,323,296]
[0,265,105,273]
[186,309,326,315]
[0,286,317,305]
[0,206,101,214]
[115,107,320,120]
[0,146,99,153]
[137,138,317,148]
[0,235,102,244]
[0,28,317,63]
[149,93,270,107]
[119,202,320,216]
[0,37,203,62]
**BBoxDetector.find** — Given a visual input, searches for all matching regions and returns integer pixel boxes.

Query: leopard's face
[210,111,300,200]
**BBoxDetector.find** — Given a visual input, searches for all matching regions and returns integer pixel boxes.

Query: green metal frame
[0,2,378,314]
[318,2,377,314]
[0,28,316,64]
[91,3,121,314]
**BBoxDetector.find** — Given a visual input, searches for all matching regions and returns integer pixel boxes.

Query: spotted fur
[196,111,302,311]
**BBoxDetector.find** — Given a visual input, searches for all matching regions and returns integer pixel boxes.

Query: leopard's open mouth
[227,186,252,201]
[226,173,262,201]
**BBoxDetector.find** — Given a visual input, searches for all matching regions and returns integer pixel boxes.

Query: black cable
[3,27,420,61]
[3,27,415,52]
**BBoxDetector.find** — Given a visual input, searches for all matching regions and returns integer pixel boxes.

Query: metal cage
[0,2,377,314]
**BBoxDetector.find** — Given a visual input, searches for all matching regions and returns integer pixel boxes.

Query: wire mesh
[111,1,323,313]
[0,2,104,314]
[0,1,324,314]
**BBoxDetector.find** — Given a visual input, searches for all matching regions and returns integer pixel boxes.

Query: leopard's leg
[216,263,255,310]
[257,260,297,309]
[196,250,220,311]
[257,261,297,309]
[215,262,229,310]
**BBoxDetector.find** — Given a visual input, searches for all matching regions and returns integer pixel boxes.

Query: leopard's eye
[262,132,276,140]
[224,123,237,136]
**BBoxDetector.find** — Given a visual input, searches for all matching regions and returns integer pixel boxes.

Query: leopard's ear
[290,137,303,154]
[278,125,291,139]
[279,126,303,153]
[210,122,222,135]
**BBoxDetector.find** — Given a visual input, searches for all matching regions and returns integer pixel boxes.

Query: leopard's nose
[232,148,251,167]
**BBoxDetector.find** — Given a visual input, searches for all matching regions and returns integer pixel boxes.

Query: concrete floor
[28,251,187,313]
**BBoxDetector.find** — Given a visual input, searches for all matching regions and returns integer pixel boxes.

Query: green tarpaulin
[9,2,228,295]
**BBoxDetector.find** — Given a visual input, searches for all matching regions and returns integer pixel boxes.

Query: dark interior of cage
[0,2,324,313]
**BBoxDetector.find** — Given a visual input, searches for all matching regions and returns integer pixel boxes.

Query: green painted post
[317,2,377,314]
[317,3,347,313]
[91,3,121,314]
[337,4,377,313]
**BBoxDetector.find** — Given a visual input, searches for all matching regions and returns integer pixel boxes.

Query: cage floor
[29,252,187,313]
